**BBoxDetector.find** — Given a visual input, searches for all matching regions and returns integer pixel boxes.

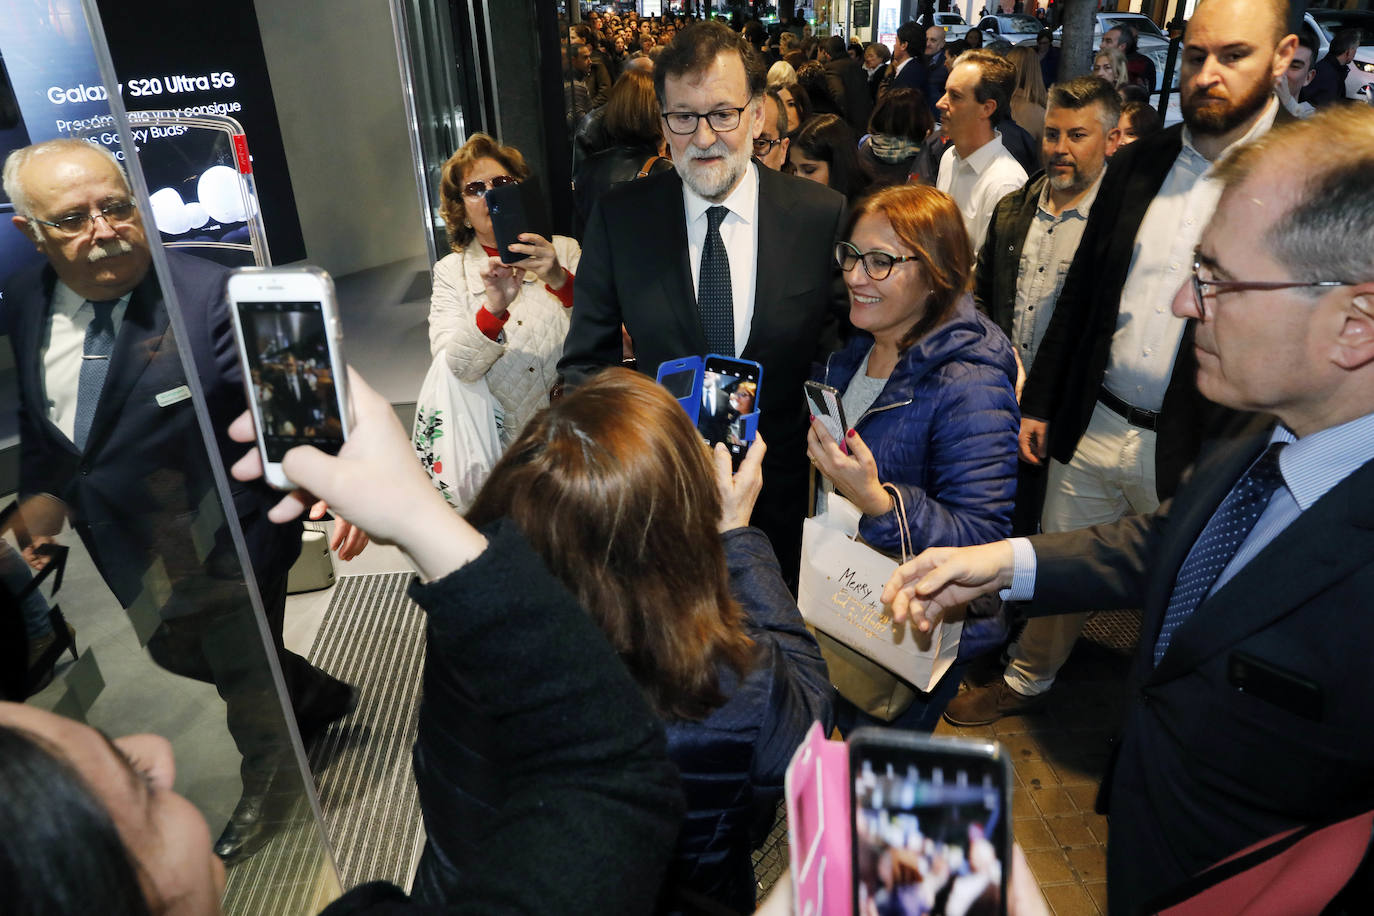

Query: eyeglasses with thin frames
[834,241,920,281]
[662,106,748,135]
[30,200,138,236]
[1190,247,1354,321]
[462,175,518,200]
[752,136,784,156]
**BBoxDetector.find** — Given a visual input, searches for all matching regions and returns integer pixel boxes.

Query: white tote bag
[411,353,503,512]
[798,489,962,720]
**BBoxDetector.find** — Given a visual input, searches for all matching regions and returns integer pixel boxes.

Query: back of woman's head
[439,133,530,251]
[767,59,797,91]
[794,113,867,200]
[602,69,663,148]
[867,87,933,143]
[465,369,754,721]
[850,185,973,349]
[795,61,842,116]
[1008,46,1048,106]
[0,724,152,916]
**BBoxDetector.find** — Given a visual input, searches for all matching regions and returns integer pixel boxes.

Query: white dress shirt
[684,162,760,356]
[1102,98,1279,411]
[41,281,131,443]
[937,132,1028,253]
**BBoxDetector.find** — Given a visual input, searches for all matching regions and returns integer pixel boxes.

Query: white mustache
[685,141,730,161]
[87,239,133,263]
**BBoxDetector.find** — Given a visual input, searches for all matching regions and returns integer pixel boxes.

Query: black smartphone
[700,355,762,466]
[804,380,848,444]
[486,177,550,264]
[849,728,1013,916]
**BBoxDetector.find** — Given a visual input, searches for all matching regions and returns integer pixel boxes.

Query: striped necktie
[73,298,118,451]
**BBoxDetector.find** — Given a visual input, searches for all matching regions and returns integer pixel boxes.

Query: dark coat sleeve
[558,198,623,387]
[722,526,835,785]
[409,520,684,914]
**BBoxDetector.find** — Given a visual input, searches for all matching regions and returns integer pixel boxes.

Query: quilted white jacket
[428,236,581,447]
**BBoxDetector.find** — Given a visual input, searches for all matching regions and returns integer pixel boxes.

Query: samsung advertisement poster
[0,0,303,296]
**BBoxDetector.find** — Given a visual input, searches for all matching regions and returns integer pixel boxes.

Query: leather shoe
[943,679,1047,727]
[214,790,272,864]
[295,676,359,747]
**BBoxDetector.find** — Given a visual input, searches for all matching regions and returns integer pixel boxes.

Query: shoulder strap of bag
[636,155,667,179]
[881,483,912,562]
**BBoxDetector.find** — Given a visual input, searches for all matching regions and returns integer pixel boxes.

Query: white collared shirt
[684,161,760,356]
[42,281,131,443]
[1102,98,1280,411]
[937,132,1028,253]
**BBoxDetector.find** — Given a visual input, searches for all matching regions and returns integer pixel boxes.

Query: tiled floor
[935,614,1138,916]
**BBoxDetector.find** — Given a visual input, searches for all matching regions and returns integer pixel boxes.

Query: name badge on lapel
[155,386,192,408]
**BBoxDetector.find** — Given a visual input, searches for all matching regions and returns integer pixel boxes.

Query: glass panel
[0,1,340,912]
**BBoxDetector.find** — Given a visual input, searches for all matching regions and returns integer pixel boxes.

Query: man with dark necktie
[882,106,1374,914]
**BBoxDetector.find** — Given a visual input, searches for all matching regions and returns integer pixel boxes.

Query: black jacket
[974,170,1048,342]
[1302,53,1350,107]
[825,55,873,133]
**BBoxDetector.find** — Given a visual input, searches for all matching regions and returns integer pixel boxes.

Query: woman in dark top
[467,369,834,914]
[0,370,685,916]
[858,88,934,190]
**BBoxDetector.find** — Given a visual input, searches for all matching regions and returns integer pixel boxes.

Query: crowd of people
[4,0,1374,913]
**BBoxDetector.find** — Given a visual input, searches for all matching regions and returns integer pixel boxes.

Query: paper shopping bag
[412,353,502,512]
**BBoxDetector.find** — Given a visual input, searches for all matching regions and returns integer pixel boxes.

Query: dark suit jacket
[559,165,848,576]
[888,55,930,98]
[3,252,301,611]
[825,55,873,134]
[1019,121,1250,499]
[973,170,1048,343]
[1025,414,1374,913]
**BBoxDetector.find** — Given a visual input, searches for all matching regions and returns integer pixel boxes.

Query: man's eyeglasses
[1190,248,1353,321]
[752,136,784,156]
[462,175,518,200]
[835,241,920,281]
[31,200,138,236]
[662,106,748,135]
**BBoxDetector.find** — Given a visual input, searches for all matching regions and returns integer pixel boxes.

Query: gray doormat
[307,572,427,892]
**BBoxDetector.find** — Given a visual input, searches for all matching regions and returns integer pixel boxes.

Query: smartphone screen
[699,357,760,462]
[851,734,1010,916]
[235,300,346,462]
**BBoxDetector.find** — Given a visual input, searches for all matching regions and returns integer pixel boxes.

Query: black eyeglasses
[462,175,518,200]
[835,241,920,281]
[662,106,748,135]
[752,136,784,156]
[31,200,138,236]
[1190,248,1353,321]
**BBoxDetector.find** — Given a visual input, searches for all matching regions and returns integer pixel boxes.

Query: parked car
[1306,9,1374,101]
[976,13,1042,48]
[934,12,972,42]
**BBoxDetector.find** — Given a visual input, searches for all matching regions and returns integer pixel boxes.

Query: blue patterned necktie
[698,205,735,356]
[1154,443,1288,664]
[73,299,118,451]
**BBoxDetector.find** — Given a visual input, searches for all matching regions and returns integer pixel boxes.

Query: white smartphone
[226,266,351,490]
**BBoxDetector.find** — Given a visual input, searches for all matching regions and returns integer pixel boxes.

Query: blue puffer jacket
[821,295,1020,554]
[663,526,835,914]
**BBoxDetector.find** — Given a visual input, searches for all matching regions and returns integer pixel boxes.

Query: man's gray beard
[1046,160,1102,193]
[675,138,752,203]
[87,238,134,262]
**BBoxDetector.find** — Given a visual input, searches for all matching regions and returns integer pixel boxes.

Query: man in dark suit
[2,139,363,862]
[1302,26,1361,107]
[819,35,873,134]
[264,352,321,436]
[560,20,847,586]
[945,0,1299,726]
[884,20,931,100]
[886,104,1374,916]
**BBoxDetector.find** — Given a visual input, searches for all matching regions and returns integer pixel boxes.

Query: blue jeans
[0,541,52,640]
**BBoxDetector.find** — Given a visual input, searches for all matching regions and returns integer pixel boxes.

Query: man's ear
[1330,286,1374,371]
[11,216,41,251]
[749,96,766,139]
[1271,33,1298,84]
[1104,125,1123,157]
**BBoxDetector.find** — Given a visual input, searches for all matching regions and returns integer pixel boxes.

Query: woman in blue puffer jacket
[807,183,1019,731]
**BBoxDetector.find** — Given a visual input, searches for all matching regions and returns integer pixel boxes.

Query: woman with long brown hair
[466,369,833,914]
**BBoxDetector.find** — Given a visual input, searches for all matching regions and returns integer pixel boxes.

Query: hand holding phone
[227,267,351,490]
[805,380,847,444]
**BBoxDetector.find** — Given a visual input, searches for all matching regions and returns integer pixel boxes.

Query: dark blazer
[1018,121,1248,499]
[3,252,300,610]
[1301,53,1350,107]
[973,170,1048,341]
[1026,414,1374,914]
[559,165,848,578]
[825,55,873,133]
[888,54,930,98]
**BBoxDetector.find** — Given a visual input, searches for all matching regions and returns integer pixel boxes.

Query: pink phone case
[784,722,852,916]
